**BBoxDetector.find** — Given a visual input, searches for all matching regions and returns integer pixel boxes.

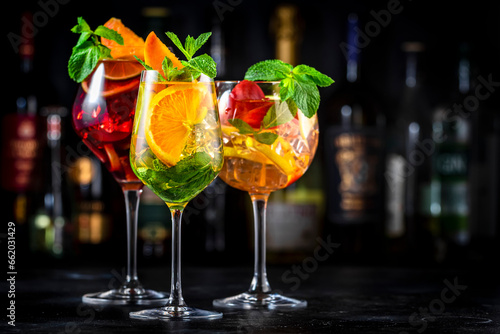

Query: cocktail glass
[129,70,223,320]
[212,81,319,309]
[72,59,169,305]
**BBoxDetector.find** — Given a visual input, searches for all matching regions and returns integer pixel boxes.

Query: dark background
[3,0,500,269]
[5,0,500,106]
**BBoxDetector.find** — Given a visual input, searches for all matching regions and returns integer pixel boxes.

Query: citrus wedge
[145,83,210,166]
[223,146,270,165]
[81,75,139,97]
[144,31,184,73]
[101,17,145,60]
[244,136,295,175]
[102,60,144,80]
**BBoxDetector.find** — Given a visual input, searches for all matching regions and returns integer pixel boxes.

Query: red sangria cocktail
[72,59,142,188]
[68,17,168,305]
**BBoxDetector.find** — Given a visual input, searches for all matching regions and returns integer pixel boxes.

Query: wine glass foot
[82,289,169,306]
[213,292,307,310]
[130,306,223,320]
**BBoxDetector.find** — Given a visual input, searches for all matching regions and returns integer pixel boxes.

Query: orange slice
[101,17,145,60]
[144,31,184,73]
[102,60,144,80]
[82,76,139,97]
[145,83,210,166]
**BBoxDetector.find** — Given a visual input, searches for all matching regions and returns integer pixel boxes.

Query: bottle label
[434,148,469,240]
[435,152,467,176]
[1,114,43,192]
[325,127,383,224]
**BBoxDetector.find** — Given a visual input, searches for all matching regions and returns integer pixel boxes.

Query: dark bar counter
[3,264,500,333]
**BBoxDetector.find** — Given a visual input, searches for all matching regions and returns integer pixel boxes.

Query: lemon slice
[245,137,295,175]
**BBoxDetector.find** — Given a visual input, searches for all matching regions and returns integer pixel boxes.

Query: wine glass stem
[167,209,187,307]
[123,189,142,286]
[249,193,272,294]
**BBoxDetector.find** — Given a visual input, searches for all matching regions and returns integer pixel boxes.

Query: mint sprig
[136,31,216,81]
[244,59,334,118]
[165,31,217,79]
[68,17,124,83]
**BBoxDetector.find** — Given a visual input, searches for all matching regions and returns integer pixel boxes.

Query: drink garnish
[244,60,334,118]
[145,83,212,167]
[68,17,125,83]
[225,60,333,145]
[135,31,217,81]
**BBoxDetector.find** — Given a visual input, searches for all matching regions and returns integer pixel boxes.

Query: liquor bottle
[266,3,325,264]
[431,44,472,263]
[323,14,385,263]
[385,42,434,263]
[1,12,44,262]
[68,154,114,262]
[30,106,73,259]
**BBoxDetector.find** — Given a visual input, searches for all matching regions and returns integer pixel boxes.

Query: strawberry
[222,80,274,128]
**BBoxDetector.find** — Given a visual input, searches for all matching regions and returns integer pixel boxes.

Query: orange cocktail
[217,81,319,193]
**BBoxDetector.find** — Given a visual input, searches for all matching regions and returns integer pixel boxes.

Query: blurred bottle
[324,14,385,263]
[431,44,472,263]
[1,12,44,260]
[264,4,325,264]
[30,106,73,260]
[68,154,113,262]
[385,42,434,263]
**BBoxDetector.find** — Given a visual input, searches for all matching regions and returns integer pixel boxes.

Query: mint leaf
[71,17,91,33]
[134,55,154,71]
[262,100,295,129]
[293,64,334,87]
[165,32,189,59]
[182,54,217,78]
[68,42,101,83]
[286,99,298,117]
[68,17,125,82]
[194,151,213,166]
[244,59,333,119]
[159,152,213,187]
[279,77,295,101]
[254,132,279,145]
[229,118,280,145]
[228,119,255,134]
[163,32,217,80]
[74,32,93,48]
[162,57,179,81]
[94,25,124,45]
[166,32,212,60]
[292,80,320,118]
[244,59,292,81]
[193,33,212,54]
